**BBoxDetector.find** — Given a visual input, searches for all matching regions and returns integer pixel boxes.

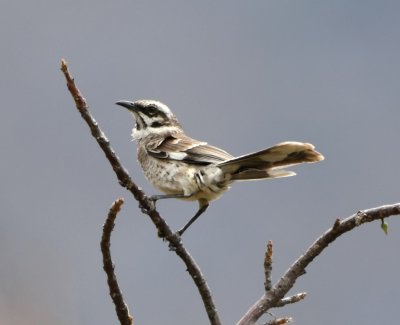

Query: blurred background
[1,1,399,324]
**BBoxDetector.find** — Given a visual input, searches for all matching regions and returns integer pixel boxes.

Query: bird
[116,99,324,236]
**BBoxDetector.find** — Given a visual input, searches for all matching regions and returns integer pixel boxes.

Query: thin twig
[60,59,221,325]
[264,317,292,325]
[101,198,133,325]
[237,203,400,325]
[275,292,306,308]
[264,240,273,292]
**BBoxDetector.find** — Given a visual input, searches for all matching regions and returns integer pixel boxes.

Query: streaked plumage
[117,99,324,235]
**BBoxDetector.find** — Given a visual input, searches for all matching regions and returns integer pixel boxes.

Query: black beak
[115,100,138,112]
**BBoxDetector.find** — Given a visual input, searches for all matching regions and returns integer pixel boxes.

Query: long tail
[217,141,324,181]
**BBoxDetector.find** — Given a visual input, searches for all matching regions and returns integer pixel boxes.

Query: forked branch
[237,203,400,325]
[60,59,221,325]
[61,59,399,325]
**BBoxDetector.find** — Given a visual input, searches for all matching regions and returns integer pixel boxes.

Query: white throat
[131,125,181,140]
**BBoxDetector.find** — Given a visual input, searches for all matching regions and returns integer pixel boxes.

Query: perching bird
[116,100,324,236]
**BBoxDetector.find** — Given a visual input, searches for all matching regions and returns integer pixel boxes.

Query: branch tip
[60,58,68,72]
[264,240,273,292]
[267,240,273,259]
[101,199,133,325]
[113,197,125,211]
[265,317,293,325]
[276,292,307,307]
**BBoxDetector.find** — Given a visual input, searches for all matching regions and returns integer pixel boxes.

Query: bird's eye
[151,121,163,128]
[147,106,157,116]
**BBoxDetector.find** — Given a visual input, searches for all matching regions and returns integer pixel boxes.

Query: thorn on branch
[101,198,133,325]
[332,218,341,230]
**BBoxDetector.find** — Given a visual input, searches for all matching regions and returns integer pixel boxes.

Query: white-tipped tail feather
[218,141,324,181]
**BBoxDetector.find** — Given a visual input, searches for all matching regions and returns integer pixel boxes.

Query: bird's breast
[137,146,231,202]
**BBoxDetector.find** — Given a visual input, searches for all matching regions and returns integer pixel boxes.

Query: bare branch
[101,198,133,325]
[237,203,400,325]
[60,59,221,325]
[264,240,273,292]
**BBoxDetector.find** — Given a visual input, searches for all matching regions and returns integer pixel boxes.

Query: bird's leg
[149,194,193,212]
[141,194,191,214]
[177,199,209,236]
[150,193,191,201]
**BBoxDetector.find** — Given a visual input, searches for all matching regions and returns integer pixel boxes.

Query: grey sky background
[1,1,399,324]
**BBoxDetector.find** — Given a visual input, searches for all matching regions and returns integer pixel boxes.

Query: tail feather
[231,169,296,181]
[218,141,324,181]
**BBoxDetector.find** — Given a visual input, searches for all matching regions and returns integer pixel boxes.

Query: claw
[139,196,156,213]
[168,242,178,251]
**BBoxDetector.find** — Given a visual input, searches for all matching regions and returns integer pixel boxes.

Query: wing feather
[146,133,233,165]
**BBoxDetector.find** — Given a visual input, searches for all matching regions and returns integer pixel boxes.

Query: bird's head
[116,99,182,139]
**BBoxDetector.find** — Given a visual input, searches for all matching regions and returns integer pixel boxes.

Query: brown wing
[146,133,233,165]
